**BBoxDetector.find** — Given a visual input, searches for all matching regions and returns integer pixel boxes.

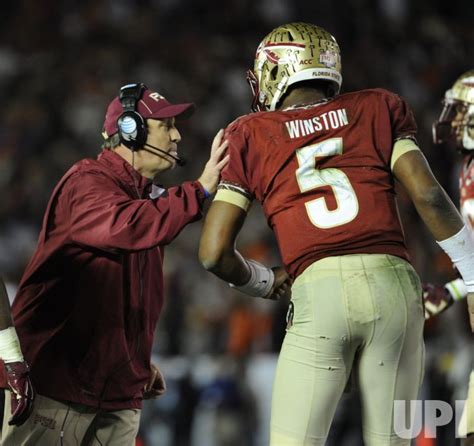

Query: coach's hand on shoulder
[143,363,166,400]
[423,283,454,319]
[5,360,35,426]
[265,267,291,301]
[197,129,229,195]
[468,292,474,332]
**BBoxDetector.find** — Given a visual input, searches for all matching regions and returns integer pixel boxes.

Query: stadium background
[0,0,472,444]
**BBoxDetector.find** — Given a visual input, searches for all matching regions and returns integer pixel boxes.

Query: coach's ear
[143,363,166,399]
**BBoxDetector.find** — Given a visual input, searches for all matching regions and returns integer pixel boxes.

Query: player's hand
[143,363,166,399]
[265,267,291,301]
[197,129,230,195]
[423,283,454,319]
[468,292,474,332]
[5,361,34,426]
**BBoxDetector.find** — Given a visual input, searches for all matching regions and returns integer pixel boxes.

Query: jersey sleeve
[369,89,418,168]
[387,91,418,143]
[214,120,253,211]
[66,171,204,252]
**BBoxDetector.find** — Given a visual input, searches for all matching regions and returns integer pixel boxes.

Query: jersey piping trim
[214,189,251,212]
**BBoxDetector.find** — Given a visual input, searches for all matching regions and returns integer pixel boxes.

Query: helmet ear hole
[270,66,279,81]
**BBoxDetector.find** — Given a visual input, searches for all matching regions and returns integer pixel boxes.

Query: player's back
[221,88,417,278]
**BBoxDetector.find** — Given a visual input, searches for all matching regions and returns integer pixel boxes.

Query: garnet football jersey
[217,88,416,278]
[459,156,474,230]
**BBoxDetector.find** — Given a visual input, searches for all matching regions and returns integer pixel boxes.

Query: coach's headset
[117,83,148,151]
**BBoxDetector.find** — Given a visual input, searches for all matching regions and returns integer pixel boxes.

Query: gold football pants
[459,370,474,438]
[270,254,425,446]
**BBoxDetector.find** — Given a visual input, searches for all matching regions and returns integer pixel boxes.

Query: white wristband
[230,259,275,297]
[0,327,24,363]
[445,278,468,301]
[437,225,474,292]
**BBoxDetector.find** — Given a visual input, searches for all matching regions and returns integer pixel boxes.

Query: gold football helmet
[433,70,474,150]
[247,22,342,112]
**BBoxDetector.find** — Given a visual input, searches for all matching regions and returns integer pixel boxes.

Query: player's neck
[278,88,328,110]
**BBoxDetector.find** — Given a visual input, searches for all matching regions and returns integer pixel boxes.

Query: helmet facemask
[247,23,342,112]
[246,69,262,113]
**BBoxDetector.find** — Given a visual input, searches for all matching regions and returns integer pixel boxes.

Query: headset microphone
[144,143,187,167]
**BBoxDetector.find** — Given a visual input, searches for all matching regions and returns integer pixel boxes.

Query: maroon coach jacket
[3,150,206,409]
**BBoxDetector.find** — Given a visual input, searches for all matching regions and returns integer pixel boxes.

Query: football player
[425,70,474,443]
[0,278,34,426]
[199,23,474,445]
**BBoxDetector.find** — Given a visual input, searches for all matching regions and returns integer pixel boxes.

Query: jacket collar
[97,150,152,196]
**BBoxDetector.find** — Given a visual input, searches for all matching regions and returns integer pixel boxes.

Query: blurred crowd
[0,0,472,444]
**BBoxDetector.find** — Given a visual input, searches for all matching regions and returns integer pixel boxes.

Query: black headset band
[117,83,148,150]
[119,83,146,112]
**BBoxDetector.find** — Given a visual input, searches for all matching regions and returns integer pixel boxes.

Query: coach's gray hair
[101,133,121,150]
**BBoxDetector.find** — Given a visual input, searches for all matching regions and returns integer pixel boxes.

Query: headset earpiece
[117,83,147,151]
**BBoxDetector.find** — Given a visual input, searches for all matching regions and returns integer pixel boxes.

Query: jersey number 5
[295,137,359,229]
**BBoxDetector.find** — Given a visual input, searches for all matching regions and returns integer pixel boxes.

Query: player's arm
[199,200,250,283]
[199,200,289,300]
[393,149,463,239]
[0,278,14,330]
[0,278,34,426]
[393,148,474,330]
[392,143,469,318]
[0,279,22,362]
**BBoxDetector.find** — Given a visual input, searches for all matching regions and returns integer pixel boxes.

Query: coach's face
[138,118,182,178]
